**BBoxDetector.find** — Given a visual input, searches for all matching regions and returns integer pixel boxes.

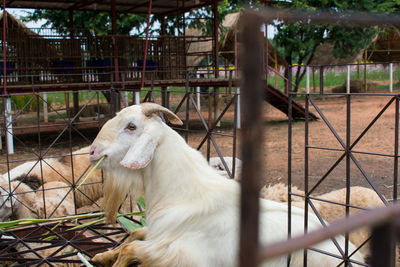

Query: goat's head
[89,103,182,223]
[89,103,182,170]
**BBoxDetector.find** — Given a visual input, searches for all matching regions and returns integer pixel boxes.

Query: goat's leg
[112,240,143,267]
[92,227,147,267]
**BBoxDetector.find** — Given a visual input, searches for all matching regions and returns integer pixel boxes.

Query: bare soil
[1,92,398,199]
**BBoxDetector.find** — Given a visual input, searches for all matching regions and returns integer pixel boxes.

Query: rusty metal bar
[345,94,351,267]
[111,0,119,84]
[212,0,219,78]
[239,12,264,267]
[257,7,400,27]
[394,96,399,202]
[258,203,400,263]
[303,94,309,267]
[2,0,6,95]
[371,221,397,267]
[140,0,153,89]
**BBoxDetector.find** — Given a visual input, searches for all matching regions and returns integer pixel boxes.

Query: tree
[271,0,399,92]
[21,10,147,35]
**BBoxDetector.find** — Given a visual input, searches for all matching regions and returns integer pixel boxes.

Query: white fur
[90,104,365,267]
[209,156,242,179]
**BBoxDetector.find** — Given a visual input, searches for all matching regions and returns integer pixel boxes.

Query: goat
[89,103,364,267]
[209,156,242,179]
[260,183,385,256]
[0,146,103,220]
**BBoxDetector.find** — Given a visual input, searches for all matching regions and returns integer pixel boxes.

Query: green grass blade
[117,216,142,233]
[75,156,105,192]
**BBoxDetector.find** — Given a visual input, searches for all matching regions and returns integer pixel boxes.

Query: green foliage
[272,0,400,92]
[21,10,147,35]
[11,94,53,112]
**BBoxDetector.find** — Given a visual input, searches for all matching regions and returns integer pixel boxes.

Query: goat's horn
[140,102,183,125]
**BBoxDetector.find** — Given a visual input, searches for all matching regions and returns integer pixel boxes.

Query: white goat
[209,156,242,179]
[89,103,364,267]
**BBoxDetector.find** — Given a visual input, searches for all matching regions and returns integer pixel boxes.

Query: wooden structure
[366,26,400,62]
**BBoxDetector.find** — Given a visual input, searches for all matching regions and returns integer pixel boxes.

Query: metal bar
[345,94,351,266]
[303,94,309,267]
[140,0,153,89]
[212,0,219,78]
[287,86,293,267]
[319,66,324,94]
[232,94,238,179]
[258,7,400,26]
[239,12,263,267]
[394,97,399,202]
[258,203,400,263]
[185,74,189,142]
[2,0,6,95]
[390,63,393,92]
[308,96,395,196]
[371,222,396,267]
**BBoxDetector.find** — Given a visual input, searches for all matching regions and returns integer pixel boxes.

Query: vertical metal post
[5,96,13,154]
[303,94,309,267]
[232,93,238,179]
[236,87,241,129]
[140,0,153,89]
[364,51,367,92]
[390,63,393,93]
[319,66,324,94]
[371,222,396,267]
[346,65,351,94]
[134,91,140,105]
[306,66,310,94]
[196,73,201,111]
[43,92,48,123]
[394,96,399,202]
[239,13,263,267]
[212,0,219,78]
[36,94,46,217]
[214,87,220,127]
[287,89,293,267]
[111,0,119,84]
[345,94,351,266]
[185,75,189,142]
[287,66,292,93]
[234,29,238,78]
[161,86,168,107]
[2,0,6,96]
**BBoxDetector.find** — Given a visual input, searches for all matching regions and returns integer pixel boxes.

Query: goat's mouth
[89,154,107,166]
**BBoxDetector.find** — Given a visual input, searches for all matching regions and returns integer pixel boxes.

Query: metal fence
[239,7,400,267]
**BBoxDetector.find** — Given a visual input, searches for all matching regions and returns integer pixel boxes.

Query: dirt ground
[187,92,399,199]
[1,92,399,199]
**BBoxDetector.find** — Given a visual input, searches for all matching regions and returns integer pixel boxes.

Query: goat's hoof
[92,250,118,267]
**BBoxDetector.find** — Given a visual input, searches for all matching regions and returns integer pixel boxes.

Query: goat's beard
[102,168,144,224]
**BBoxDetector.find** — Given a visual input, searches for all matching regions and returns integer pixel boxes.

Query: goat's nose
[89,145,96,156]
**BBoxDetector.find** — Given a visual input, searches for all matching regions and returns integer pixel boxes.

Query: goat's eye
[126,123,136,131]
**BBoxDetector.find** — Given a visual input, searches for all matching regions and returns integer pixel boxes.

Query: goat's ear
[120,133,157,170]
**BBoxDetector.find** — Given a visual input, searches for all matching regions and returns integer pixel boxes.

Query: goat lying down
[89,103,364,267]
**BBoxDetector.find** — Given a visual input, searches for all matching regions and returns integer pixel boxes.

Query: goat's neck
[143,129,223,214]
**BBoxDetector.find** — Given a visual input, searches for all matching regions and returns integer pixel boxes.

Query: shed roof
[3,0,217,15]
[366,26,400,62]
[309,43,363,66]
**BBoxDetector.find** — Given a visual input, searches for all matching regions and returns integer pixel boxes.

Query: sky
[8,8,46,28]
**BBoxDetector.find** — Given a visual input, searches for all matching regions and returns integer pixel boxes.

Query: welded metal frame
[239,7,400,267]
[0,215,132,266]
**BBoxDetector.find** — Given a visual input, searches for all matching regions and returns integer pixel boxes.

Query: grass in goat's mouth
[75,155,106,192]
